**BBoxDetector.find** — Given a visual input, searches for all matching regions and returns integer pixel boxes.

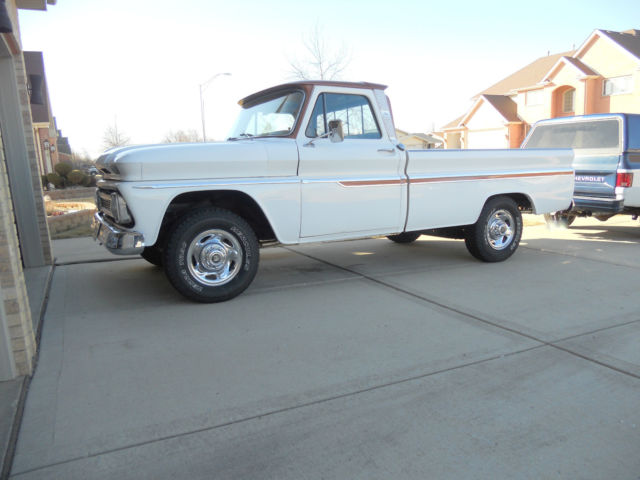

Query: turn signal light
[616,172,633,188]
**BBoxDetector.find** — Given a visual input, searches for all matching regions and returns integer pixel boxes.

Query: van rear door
[523,116,623,213]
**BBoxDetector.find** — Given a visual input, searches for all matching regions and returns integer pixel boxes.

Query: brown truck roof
[238,80,387,106]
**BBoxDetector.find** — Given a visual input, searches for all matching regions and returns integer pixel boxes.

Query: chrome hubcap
[486,209,514,250]
[187,229,243,286]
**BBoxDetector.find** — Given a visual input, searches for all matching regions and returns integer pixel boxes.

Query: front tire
[141,245,163,266]
[465,197,522,262]
[387,231,421,243]
[163,208,259,303]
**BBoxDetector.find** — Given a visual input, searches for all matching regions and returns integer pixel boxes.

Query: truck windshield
[524,119,620,150]
[228,91,304,139]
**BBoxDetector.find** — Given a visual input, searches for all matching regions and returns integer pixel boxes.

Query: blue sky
[18,0,640,157]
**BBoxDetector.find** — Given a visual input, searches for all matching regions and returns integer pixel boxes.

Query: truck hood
[96,140,281,181]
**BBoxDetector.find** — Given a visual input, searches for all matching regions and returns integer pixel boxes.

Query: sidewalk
[0,378,24,479]
[0,237,105,478]
[1,265,52,479]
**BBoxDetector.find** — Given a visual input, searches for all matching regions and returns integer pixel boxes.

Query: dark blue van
[522,113,640,226]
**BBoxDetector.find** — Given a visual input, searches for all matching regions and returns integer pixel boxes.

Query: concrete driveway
[9,216,640,479]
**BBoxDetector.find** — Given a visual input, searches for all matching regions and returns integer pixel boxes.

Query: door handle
[377,148,396,154]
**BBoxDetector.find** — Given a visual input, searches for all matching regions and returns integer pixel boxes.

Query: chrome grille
[97,190,113,217]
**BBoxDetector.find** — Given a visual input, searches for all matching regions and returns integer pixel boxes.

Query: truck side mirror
[328,120,344,143]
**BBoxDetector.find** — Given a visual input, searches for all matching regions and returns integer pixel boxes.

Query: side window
[305,93,381,139]
[305,94,327,137]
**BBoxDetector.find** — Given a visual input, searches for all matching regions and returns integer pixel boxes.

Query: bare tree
[289,23,351,80]
[71,149,94,167]
[162,129,200,143]
[102,121,130,150]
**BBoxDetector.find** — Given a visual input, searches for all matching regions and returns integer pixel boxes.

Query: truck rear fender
[488,192,533,213]
[158,190,277,247]
[470,193,533,224]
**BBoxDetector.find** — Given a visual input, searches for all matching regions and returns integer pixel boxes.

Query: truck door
[296,91,405,238]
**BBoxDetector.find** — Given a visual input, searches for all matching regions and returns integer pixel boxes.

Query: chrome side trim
[133,169,572,191]
[338,179,407,187]
[410,170,573,184]
[302,170,573,188]
[133,177,300,190]
[302,177,405,186]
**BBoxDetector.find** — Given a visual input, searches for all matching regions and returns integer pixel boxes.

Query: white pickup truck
[94,80,574,302]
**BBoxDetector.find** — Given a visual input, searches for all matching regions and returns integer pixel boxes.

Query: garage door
[467,129,507,149]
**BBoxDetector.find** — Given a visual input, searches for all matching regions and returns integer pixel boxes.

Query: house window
[603,75,632,96]
[563,89,575,113]
[526,89,544,106]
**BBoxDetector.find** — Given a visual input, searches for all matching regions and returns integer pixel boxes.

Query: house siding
[446,29,640,149]
[466,102,509,149]
[515,91,548,125]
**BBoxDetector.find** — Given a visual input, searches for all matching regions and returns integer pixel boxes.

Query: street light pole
[199,72,231,142]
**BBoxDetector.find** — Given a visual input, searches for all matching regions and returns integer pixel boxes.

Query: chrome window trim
[132,178,300,190]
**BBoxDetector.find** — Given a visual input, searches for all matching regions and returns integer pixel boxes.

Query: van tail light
[616,172,633,188]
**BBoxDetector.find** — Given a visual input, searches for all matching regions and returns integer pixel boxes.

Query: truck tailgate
[573,153,619,198]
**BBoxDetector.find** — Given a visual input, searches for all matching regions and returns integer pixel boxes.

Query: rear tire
[387,231,421,244]
[465,197,522,262]
[163,207,259,303]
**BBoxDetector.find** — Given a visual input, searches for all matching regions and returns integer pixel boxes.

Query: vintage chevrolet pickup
[93,81,574,302]
[522,113,640,226]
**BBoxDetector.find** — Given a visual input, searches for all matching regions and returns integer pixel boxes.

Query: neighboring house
[395,128,443,149]
[56,124,72,162]
[0,0,56,381]
[24,51,70,174]
[442,29,640,149]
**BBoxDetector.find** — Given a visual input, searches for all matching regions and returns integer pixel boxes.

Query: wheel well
[159,190,276,245]
[488,193,533,213]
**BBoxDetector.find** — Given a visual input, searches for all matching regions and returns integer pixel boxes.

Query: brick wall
[47,208,96,235]
[0,0,52,377]
[0,136,35,376]
[13,50,53,265]
[46,186,96,201]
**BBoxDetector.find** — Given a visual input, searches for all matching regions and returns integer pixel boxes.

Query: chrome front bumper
[93,212,145,255]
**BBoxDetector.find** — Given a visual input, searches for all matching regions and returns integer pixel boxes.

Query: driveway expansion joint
[9,344,545,478]
[283,246,640,381]
[521,244,640,269]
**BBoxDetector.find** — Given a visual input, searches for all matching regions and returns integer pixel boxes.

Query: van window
[626,116,640,150]
[525,119,620,150]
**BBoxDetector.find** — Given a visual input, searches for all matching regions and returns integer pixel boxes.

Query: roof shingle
[475,51,575,97]
[597,29,640,61]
